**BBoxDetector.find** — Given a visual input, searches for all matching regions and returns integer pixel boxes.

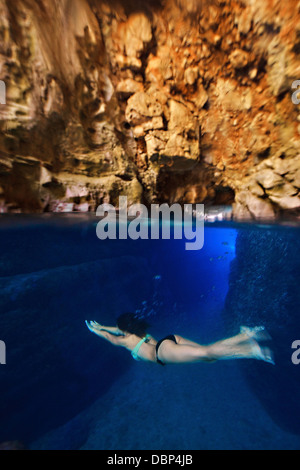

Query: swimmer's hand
[85,320,103,334]
[89,320,103,330]
[85,321,124,337]
[85,321,126,345]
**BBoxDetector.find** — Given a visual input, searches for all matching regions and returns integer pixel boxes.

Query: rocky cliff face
[0,0,299,217]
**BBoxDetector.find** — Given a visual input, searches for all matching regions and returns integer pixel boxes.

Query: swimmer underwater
[85,313,275,366]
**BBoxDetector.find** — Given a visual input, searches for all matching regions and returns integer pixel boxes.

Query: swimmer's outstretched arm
[85,321,126,347]
[86,321,124,336]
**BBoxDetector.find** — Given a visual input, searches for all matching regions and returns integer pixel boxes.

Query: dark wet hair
[117,313,149,338]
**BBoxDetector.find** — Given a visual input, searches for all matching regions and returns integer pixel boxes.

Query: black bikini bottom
[156,335,177,366]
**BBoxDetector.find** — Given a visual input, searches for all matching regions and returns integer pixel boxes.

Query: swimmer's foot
[250,340,275,365]
[240,326,272,342]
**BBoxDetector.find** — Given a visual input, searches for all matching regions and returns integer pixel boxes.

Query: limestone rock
[125,92,164,126]
[293,169,300,188]
[237,9,252,35]
[195,83,209,109]
[164,133,199,160]
[168,100,193,131]
[0,0,299,218]
[0,156,13,175]
[248,180,265,197]
[255,170,283,189]
[116,79,144,97]
[184,67,199,86]
[215,79,252,111]
[235,191,276,219]
[267,37,290,97]
[40,167,52,186]
[266,183,298,199]
[145,132,168,157]
[273,155,300,177]
[268,195,300,210]
[133,116,164,138]
[229,49,250,69]
[124,13,152,58]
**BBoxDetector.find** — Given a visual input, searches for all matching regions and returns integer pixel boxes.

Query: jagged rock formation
[0,0,299,217]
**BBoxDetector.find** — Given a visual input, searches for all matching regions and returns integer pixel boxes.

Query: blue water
[0,215,299,450]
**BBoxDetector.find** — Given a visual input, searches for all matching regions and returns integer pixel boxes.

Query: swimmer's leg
[176,326,270,349]
[158,333,274,365]
[175,331,260,350]
[206,336,274,364]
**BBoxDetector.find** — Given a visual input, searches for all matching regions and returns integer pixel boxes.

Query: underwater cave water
[0,215,299,450]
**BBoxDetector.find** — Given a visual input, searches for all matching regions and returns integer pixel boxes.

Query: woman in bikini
[85,312,274,365]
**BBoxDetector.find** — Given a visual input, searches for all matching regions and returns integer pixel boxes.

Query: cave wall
[224,227,300,434]
[0,0,299,217]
